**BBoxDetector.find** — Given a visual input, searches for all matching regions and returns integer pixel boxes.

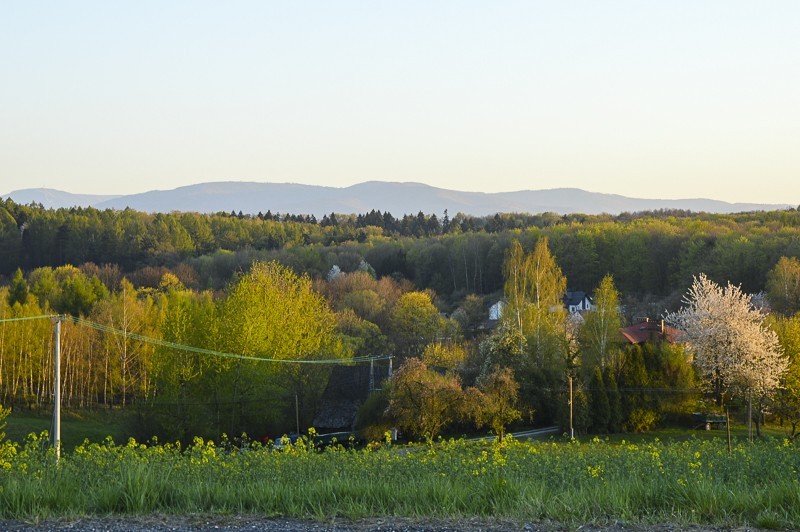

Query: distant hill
[1,188,121,209]
[2,181,791,217]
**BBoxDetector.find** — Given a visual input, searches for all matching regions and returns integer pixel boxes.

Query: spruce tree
[604,366,623,433]
[589,367,610,433]
[7,268,28,306]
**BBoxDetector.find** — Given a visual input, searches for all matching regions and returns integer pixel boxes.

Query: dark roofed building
[312,362,391,432]
[564,291,594,313]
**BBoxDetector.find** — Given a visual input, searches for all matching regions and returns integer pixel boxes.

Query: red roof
[620,320,681,344]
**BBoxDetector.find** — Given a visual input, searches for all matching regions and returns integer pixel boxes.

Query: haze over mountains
[2,181,791,217]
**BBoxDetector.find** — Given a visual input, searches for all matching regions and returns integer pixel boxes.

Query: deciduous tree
[767,256,800,316]
[580,274,622,373]
[388,358,463,440]
[464,367,521,439]
[502,238,566,367]
[666,274,787,407]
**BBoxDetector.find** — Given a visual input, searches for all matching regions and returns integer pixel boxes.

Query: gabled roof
[564,291,591,307]
[620,319,681,344]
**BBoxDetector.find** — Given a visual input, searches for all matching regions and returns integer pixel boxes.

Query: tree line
[4,198,800,302]
[3,198,800,441]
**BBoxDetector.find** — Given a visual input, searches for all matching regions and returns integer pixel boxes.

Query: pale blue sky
[1,1,799,203]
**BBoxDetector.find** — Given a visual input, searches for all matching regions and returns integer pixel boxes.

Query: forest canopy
[3,198,800,441]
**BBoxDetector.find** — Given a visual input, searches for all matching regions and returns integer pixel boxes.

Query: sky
[1,1,799,204]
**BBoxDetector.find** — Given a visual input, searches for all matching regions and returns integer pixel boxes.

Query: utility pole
[748,391,753,443]
[726,407,732,454]
[568,373,574,439]
[52,315,63,461]
[295,393,300,437]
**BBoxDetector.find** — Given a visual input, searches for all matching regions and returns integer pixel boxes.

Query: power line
[0,314,59,324]
[0,313,392,365]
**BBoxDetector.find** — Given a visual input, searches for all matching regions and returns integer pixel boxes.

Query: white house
[489,300,505,321]
[564,291,594,313]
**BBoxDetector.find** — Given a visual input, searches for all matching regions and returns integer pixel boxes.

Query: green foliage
[571,387,590,435]
[619,346,649,427]
[208,261,344,436]
[2,435,800,525]
[354,388,391,440]
[388,358,463,440]
[465,367,522,439]
[580,274,622,374]
[0,404,9,443]
[6,268,27,307]
[478,322,527,372]
[767,256,800,315]
[625,408,659,433]
[503,238,566,368]
[604,367,623,433]
[335,309,389,358]
[769,313,800,441]
[422,342,467,371]
[388,291,447,359]
[589,368,610,434]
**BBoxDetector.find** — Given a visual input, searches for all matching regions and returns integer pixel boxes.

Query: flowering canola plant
[0,432,799,526]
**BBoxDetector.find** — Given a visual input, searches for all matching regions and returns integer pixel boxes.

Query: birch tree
[502,238,566,367]
[767,313,800,440]
[580,274,622,373]
[767,256,800,316]
[666,274,787,406]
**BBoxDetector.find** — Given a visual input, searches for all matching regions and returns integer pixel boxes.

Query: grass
[5,408,129,452]
[576,423,788,445]
[1,431,799,527]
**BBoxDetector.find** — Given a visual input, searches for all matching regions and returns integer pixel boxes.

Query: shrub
[624,408,658,432]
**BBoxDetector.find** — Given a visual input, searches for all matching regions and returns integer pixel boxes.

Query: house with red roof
[620,318,681,345]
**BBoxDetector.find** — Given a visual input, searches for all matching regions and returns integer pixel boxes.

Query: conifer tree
[604,366,623,433]
[589,367,610,433]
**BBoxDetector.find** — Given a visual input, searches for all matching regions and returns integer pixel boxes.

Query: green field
[4,409,129,451]
[1,426,799,528]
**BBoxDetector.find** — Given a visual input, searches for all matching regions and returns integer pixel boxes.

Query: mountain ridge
[2,181,791,217]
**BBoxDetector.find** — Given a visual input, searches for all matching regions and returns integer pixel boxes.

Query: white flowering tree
[666,274,788,411]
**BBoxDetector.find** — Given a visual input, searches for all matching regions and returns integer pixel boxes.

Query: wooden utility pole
[52,316,63,461]
[295,394,300,436]
[726,407,732,454]
[569,374,574,439]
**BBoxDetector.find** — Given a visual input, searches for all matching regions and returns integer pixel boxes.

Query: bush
[624,408,658,433]
[0,403,9,443]
[355,388,390,434]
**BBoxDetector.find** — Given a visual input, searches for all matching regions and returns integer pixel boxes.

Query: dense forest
[3,198,800,302]
[2,198,800,442]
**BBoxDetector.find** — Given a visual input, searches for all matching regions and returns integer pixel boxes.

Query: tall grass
[1,432,798,527]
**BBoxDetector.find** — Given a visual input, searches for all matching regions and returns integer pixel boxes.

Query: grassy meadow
[1,426,799,528]
[4,409,129,452]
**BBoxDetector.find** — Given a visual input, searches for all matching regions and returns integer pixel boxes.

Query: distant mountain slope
[1,188,121,209]
[3,181,791,216]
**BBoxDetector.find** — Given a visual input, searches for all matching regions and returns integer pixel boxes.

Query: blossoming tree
[666,274,788,414]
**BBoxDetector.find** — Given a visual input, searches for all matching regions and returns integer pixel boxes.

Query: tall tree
[502,238,567,367]
[6,268,28,307]
[388,291,446,359]
[666,274,788,407]
[464,367,522,440]
[589,367,610,433]
[767,313,800,441]
[580,274,622,373]
[217,261,344,432]
[388,358,463,440]
[767,256,800,315]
